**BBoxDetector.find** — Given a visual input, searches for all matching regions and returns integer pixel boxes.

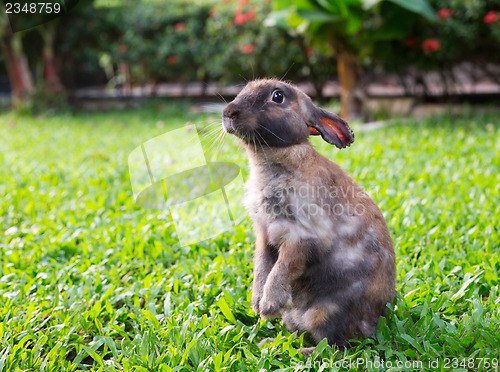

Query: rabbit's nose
[223,104,240,119]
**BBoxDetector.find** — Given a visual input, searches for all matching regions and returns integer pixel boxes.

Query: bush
[52,0,337,91]
[47,0,500,95]
[372,0,500,90]
[204,0,303,82]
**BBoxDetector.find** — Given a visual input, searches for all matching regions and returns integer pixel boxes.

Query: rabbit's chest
[246,173,301,219]
[245,174,337,246]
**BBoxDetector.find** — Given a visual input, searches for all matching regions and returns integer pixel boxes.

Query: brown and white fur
[222,79,395,352]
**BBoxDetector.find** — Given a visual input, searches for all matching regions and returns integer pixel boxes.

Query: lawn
[0,103,499,371]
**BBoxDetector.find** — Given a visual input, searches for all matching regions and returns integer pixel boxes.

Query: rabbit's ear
[306,104,354,149]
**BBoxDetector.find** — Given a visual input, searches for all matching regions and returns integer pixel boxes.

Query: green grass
[0,103,499,371]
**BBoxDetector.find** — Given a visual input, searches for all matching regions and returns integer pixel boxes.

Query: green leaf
[0,345,11,372]
[73,339,105,365]
[159,364,175,372]
[311,337,328,358]
[102,336,119,359]
[296,9,342,23]
[217,297,236,324]
[81,345,104,368]
[265,7,310,31]
[451,271,484,301]
[362,0,381,9]
[264,10,292,29]
[164,292,171,317]
[383,0,437,21]
[400,334,424,354]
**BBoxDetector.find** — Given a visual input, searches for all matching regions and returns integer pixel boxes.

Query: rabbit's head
[223,79,354,148]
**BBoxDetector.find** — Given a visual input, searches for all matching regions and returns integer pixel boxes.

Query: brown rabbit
[222,79,395,352]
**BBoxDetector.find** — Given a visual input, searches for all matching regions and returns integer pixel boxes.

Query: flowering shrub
[372,0,500,87]
[117,2,212,83]
[204,0,307,83]
[55,0,332,89]
[53,0,500,95]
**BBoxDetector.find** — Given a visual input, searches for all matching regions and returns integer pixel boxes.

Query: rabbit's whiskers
[258,125,286,143]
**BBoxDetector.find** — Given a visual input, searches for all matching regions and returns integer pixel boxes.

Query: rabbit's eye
[271,90,284,104]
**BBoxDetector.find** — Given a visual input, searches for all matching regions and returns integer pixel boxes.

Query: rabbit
[222,78,396,353]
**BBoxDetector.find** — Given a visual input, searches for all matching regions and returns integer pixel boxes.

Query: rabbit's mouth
[222,115,254,141]
[222,116,236,134]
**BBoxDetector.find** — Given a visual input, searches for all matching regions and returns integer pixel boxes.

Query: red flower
[306,47,313,56]
[239,44,255,54]
[174,22,186,32]
[167,56,178,65]
[119,44,128,54]
[421,38,441,54]
[405,37,417,48]
[239,0,248,4]
[245,10,255,22]
[437,8,452,19]
[234,12,246,25]
[484,11,498,24]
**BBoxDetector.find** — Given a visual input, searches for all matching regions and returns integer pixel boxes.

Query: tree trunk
[118,62,131,95]
[0,29,34,109]
[337,47,363,121]
[39,23,65,94]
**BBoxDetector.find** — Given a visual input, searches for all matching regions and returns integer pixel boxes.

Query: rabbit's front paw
[251,291,261,314]
[259,285,292,319]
